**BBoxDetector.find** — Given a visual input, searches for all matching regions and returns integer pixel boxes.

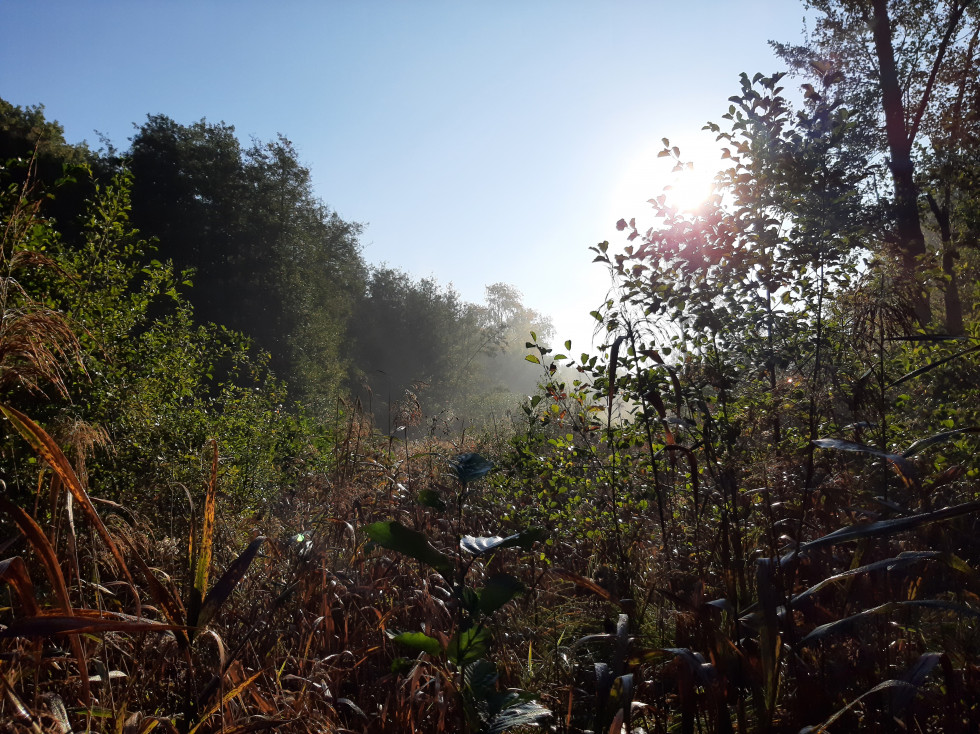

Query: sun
[607,140,720,228]
[661,163,716,213]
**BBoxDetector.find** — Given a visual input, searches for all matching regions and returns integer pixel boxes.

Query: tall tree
[352,267,485,426]
[127,116,365,406]
[475,283,555,400]
[773,0,979,330]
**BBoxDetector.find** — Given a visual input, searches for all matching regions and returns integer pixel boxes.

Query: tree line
[0,100,552,416]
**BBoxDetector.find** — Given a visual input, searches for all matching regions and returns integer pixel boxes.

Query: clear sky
[1,1,809,352]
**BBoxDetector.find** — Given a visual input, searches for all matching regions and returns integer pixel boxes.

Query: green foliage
[487,48,980,733]
[0,136,334,514]
[364,453,549,733]
[127,115,366,407]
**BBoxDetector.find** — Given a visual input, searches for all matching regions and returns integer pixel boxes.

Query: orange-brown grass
[4,402,980,734]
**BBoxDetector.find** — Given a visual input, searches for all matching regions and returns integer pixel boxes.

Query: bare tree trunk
[932,22,980,336]
[868,0,931,325]
[927,192,964,335]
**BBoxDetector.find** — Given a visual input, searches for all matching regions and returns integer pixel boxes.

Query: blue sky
[2,1,808,352]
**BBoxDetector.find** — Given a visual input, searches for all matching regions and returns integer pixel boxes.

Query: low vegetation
[3,2,980,732]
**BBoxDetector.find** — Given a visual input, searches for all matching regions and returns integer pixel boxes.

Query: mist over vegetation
[3,2,980,732]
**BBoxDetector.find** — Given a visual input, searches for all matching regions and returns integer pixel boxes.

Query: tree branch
[908,0,977,144]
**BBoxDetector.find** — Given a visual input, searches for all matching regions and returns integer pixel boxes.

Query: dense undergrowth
[3,164,980,731]
[5,4,980,730]
[3,329,980,733]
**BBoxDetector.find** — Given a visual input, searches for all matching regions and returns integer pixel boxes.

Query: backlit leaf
[389,630,443,656]
[486,700,551,733]
[447,626,491,666]
[460,528,544,555]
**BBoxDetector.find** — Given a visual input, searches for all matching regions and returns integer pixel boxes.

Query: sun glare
[608,141,720,230]
[662,164,715,213]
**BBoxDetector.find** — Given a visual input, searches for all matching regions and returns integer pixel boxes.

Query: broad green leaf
[478,574,524,616]
[417,489,447,511]
[390,657,414,674]
[388,630,443,656]
[364,521,453,577]
[451,453,495,484]
[458,586,480,616]
[461,528,545,556]
[447,626,491,666]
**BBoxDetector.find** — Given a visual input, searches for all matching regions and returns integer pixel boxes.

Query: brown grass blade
[0,495,71,611]
[214,721,288,734]
[191,439,219,626]
[187,668,265,734]
[118,534,186,626]
[117,533,189,649]
[0,556,40,617]
[0,610,191,638]
[552,569,616,602]
[0,404,140,613]
[1,668,44,734]
[0,493,91,701]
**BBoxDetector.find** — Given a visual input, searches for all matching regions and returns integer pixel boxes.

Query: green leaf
[478,574,524,616]
[447,626,491,666]
[363,521,453,577]
[460,528,545,555]
[388,630,443,656]
[390,657,414,674]
[417,489,447,511]
[525,354,540,364]
[451,453,495,484]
